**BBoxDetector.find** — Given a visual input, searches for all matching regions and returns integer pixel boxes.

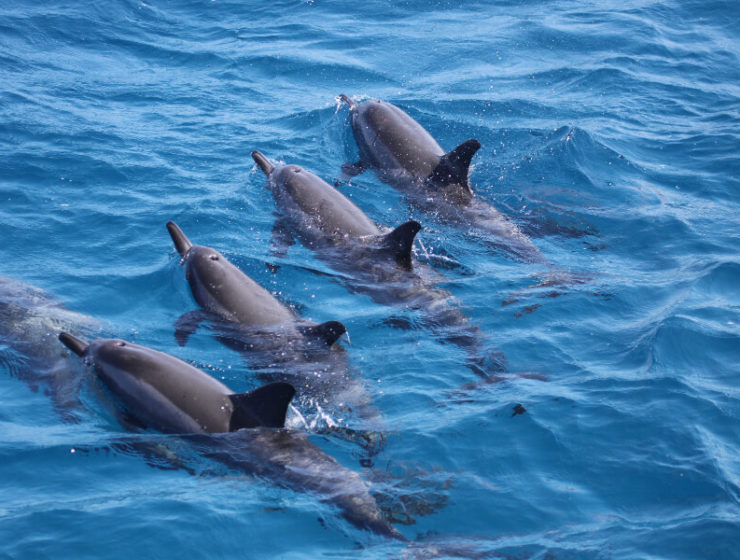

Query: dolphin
[58,333,295,433]
[167,222,381,432]
[338,94,548,265]
[0,276,101,421]
[58,333,403,539]
[251,151,421,270]
[167,220,345,351]
[252,151,505,377]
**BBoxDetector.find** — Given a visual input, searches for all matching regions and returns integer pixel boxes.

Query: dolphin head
[167,221,227,285]
[252,151,308,207]
[59,333,138,372]
[167,221,237,312]
[270,164,306,199]
[182,245,229,284]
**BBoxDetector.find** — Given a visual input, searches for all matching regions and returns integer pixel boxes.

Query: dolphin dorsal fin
[430,139,481,191]
[298,320,347,347]
[228,382,295,431]
[380,220,422,269]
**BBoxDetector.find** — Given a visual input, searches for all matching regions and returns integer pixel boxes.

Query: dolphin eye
[116,341,125,347]
[209,255,219,261]
[293,168,301,174]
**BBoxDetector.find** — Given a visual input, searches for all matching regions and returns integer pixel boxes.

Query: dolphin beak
[338,93,356,111]
[167,221,193,256]
[251,151,275,176]
[59,332,88,356]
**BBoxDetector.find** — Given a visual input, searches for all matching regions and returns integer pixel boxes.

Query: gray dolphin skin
[339,94,547,264]
[58,333,403,540]
[167,221,381,430]
[0,276,100,421]
[251,151,421,269]
[167,221,345,349]
[252,151,505,377]
[58,333,295,433]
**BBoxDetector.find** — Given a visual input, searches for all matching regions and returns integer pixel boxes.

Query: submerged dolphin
[338,94,548,265]
[0,276,100,421]
[252,151,505,377]
[58,333,403,539]
[167,222,380,429]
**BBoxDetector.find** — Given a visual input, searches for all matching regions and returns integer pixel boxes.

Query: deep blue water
[1,0,739,558]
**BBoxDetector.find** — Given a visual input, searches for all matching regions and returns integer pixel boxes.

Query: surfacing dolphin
[168,221,345,352]
[59,333,404,540]
[0,276,101,421]
[58,333,294,433]
[338,94,549,266]
[167,221,380,429]
[252,151,505,377]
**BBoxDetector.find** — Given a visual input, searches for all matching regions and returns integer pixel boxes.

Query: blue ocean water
[1,0,738,557]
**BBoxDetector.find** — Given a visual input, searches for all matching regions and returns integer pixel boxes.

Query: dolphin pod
[166,220,382,431]
[339,94,549,265]
[3,93,568,544]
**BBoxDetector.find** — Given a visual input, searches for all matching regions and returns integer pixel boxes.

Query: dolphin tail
[166,221,193,256]
[338,93,357,110]
[298,320,347,347]
[228,382,296,431]
[251,150,275,175]
[379,220,422,268]
[430,138,481,191]
[59,332,88,356]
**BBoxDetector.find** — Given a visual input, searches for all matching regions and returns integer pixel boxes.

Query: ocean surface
[1,1,738,558]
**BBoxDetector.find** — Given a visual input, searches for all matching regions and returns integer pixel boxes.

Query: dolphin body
[58,333,295,433]
[58,333,403,540]
[0,276,100,421]
[338,95,548,265]
[252,151,505,377]
[166,222,380,428]
[167,221,345,352]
